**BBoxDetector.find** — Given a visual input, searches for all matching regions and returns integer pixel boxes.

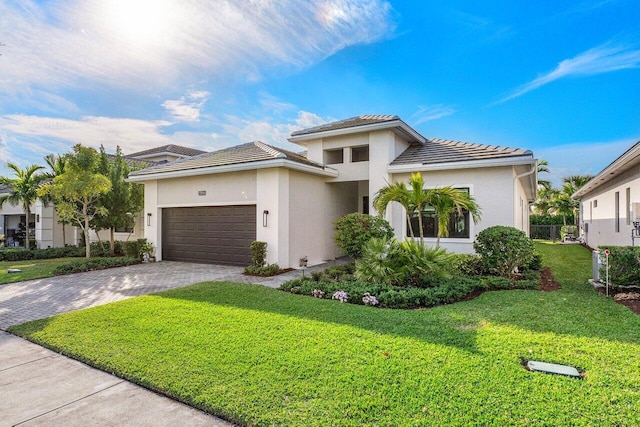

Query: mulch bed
[596,289,640,315]
[539,267,561,291]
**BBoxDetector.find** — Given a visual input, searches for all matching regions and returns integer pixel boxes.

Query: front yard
[9,243,640,426]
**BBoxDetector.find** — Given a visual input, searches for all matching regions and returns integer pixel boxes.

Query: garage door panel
[162,205,256,265]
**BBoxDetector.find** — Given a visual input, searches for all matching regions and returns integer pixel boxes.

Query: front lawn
[9,243,640,426]
[0,257,79,284]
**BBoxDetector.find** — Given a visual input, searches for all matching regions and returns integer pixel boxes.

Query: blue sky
[1,0,638,186]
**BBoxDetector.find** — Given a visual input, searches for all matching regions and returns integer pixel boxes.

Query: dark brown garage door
[162,205,256,265]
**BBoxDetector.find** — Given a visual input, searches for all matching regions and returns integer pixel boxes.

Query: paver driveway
[0,260,297,330]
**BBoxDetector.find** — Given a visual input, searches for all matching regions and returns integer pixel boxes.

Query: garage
[162,205,256,265]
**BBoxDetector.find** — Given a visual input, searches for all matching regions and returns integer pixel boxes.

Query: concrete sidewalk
[0,331,232,426]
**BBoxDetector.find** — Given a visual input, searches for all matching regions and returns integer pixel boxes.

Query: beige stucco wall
[579,167,640,248]
[288,170,357,266]
[391,166,516,253]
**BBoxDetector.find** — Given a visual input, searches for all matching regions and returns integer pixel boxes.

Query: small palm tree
[374,173,481,247]
[0,163,47,249]
[427,186,481,247]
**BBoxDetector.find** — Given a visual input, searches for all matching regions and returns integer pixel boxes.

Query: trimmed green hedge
[280,273,538,309]
[0,246,84,261]
[598,246,640,287]
[53,257,141,275]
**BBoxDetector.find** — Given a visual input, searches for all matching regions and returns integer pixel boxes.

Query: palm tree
[0,163,46,249]
[537,159,551,190]
[532,187,559,215]
[427,187,481,247]
[43,154,69,246]
[373,172,482,247]
[560,174,594,225]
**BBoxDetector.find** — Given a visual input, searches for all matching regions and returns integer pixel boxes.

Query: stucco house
[573,140,640,248]
[128,115,538,267]
[0,144,206,248]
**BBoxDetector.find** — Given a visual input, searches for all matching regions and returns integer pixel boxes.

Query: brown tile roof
[391,138,533,166]
[127,144,207,159]
[291,115,399,136]
[129,141,325,176]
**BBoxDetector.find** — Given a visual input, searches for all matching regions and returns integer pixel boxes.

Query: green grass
[0,257,80,284]
[9,243,640,426]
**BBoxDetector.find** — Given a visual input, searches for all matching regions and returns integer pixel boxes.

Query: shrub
[355,237,453,286]
[449,253,484,276]
[0,246,84,261]
[355,237,405,285]
[279,272,535,309]
[53,257,141,275]
[244,263,284,277]
[250,241,268,267]
[598,246,640,287]
[474,226,535,277]
[334,213,394,259]
[123,239,147,259]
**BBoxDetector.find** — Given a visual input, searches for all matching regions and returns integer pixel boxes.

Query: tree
[0,163,47,249]
[555,175,594,225]
[93,146,144,254]
[427,186,481,248]
[374,172,481,247]
[43,154,69,246]
[39,145,111,258]
[532,187,559,215]
[537,159,551,190]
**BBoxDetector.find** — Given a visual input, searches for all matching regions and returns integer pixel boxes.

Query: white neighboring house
[0,144,206,249]
[573,140,640,248]
[128,115,538,268]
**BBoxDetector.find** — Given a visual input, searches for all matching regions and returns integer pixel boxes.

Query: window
[323,149,343,164]
[351,146,369,162]
[406,188,471,239]
[615,191,620,233]
[115,226,134,233]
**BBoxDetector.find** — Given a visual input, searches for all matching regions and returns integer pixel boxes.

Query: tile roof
[391,138,533,166]
[127,144,207,159]
[291,115,399,136]
[129,141,324,176]
[0,184,12,194]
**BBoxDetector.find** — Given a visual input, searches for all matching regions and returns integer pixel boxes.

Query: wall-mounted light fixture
[36,214,40,223]
[263,210,269,227]
[147,212,152,226]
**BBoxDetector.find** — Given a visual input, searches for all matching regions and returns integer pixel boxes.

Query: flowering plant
[332,290,349,303]
[362,292,379,306]
[312,289,325,298]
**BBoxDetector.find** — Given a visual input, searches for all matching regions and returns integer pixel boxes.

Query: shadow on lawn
[157,278,640,350]
[156,282,484,354]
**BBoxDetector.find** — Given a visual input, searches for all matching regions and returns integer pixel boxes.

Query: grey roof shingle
[127,144,207,159]
[291,115,399,136]
[391,138,532,166]
[129,141,324,176]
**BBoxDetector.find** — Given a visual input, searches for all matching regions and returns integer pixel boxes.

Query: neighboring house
[573,140,640,248]
[0,144,205,248]
[128,115,537,268]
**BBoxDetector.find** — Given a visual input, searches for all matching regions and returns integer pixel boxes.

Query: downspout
[513,163,537,234]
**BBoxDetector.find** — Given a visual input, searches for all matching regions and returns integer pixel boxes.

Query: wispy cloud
[409,105,456,125]
[0,0,396,95]
[496,41,640,104]
[0,115,174,155]
[162,90,210,122]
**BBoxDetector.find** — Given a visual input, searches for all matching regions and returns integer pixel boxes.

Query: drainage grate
[526,360,583,379]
